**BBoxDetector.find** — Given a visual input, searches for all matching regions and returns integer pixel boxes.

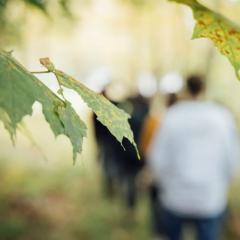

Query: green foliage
[0,0,74,46]
[24,0,47,11]
[0,51,137,162]
[0,51,87,162]
[40,58,139,158]
[121,0,158,8]
[170,0,240,80]
[0,108,15,141]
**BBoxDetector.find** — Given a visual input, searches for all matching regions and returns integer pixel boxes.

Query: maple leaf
[0,51,86,162]
[40,58,139,158]
[0,108,15,142]
[170,0,240,79]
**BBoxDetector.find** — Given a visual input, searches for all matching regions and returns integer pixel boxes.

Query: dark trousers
[161,208,225,240]
[149,184,165,235]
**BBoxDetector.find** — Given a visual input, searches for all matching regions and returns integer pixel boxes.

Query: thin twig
[31,70,50,74]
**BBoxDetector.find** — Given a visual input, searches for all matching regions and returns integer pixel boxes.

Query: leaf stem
[55,73,67,101]
[31,70,50,74]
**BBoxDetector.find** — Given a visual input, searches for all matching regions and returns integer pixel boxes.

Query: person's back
[149,75,239,240]
[155,100,238,216]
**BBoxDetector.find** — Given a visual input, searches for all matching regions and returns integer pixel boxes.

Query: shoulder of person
[208,101,232,116]
[204,102,236,127]
[165,101,192,115]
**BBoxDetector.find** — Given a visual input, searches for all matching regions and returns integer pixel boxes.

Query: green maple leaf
[0,108,15,141]
[169,0,240,79]
[40,58,139,158]
[58,101,86,161]
[0,51,87,162]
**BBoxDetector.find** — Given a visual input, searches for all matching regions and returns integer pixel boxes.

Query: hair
[186,75,205,96]
[166,93,178,107]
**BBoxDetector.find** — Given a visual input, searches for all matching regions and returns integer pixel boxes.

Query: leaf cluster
[0,51,137,163]
[0,0,73,46]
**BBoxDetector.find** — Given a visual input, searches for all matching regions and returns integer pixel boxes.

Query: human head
[186,75,205,97]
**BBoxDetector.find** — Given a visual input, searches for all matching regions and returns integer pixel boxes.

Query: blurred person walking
[93,91,124,199]
[93,109,122,198]
[93,93,148,211]
[121,95,149,211]
[148,75,239,240]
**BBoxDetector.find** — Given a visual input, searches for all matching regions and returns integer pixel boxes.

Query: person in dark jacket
[93,94,149,211]
[120,95,149,210]
[93,100,124,198]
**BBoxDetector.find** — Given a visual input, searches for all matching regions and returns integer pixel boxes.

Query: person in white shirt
[148,75,239,240]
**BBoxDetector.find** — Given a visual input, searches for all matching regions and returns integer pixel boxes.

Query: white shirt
[149,100,239,217]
